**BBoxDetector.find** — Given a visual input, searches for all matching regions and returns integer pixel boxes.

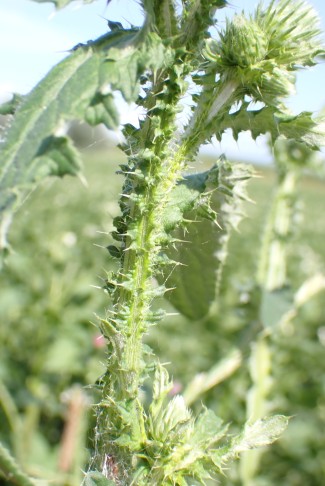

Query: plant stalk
[240,162,299,485]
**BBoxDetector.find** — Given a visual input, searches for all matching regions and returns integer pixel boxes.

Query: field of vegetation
[0,147,324,485]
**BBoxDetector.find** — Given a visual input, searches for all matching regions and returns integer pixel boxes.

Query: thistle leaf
[143,366,229,484]
[230,415,289,455]
[210,415,289,468]
[0,441,36,486]
[0,94,23,115]
[190,408,226,447]
[163,160,253,320]
[164,218,221,320]
[0,29,168,252]
[32,136,83,178]
[0,47,98,251]
[83,471,115,486]
[213,103,325,149]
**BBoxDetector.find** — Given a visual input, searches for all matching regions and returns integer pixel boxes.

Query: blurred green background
[0,143,324,485]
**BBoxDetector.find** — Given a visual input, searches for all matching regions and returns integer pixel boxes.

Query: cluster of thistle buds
[201,0,323,110]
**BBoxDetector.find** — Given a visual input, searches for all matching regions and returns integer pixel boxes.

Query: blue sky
[1,0,325,163]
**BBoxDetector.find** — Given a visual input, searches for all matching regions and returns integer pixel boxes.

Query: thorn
[105,309,118,316]
[164,286,176,293]
[78,172,88,187]
[98,12,123,31]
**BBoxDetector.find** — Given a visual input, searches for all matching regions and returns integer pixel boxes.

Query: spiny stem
[94,51,208,476]
[115,148,188,399]
[206,79,239,124]
[183,77,239,150]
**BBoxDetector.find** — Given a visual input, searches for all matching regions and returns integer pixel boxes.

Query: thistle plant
[0,0,324,485]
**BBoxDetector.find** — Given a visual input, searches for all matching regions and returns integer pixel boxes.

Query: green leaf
[0,94,23,115]
[161,170,210,232]
[0,29,168,252]
[230,415,289,455]
[85,93,119,127]
[214,103,325,149]
[163,160,253,320]
[33,136,82,179]
[0,441,36,486]
[0,48,97,250]
[191,408,226,447]
[165,217,222,320]
[83,471,115,486]
[211,415,289,469]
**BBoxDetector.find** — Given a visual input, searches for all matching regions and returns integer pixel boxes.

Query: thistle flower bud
[218,15,267,68]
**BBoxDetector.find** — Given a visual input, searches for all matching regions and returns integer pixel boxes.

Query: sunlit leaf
[214,103,325,149]
[231,415,289,454]
[163,160,253,320]
[0,29,168,251]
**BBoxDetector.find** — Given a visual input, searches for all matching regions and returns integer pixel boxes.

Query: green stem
[240,336,272,486]
[94,8,246,474]
[240,164,299,485]
[183,77,239,150]
[112,73,239,399]
[116,141,191,398]
[94,58,194,476]
[257,169,298,290]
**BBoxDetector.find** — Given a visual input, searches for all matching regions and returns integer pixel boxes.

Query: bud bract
[218,15,267,68]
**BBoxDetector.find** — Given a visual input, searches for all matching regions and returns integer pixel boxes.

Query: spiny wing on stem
[0,30,168,253]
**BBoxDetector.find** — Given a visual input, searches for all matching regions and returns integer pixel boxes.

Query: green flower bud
[218,15,267,68]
